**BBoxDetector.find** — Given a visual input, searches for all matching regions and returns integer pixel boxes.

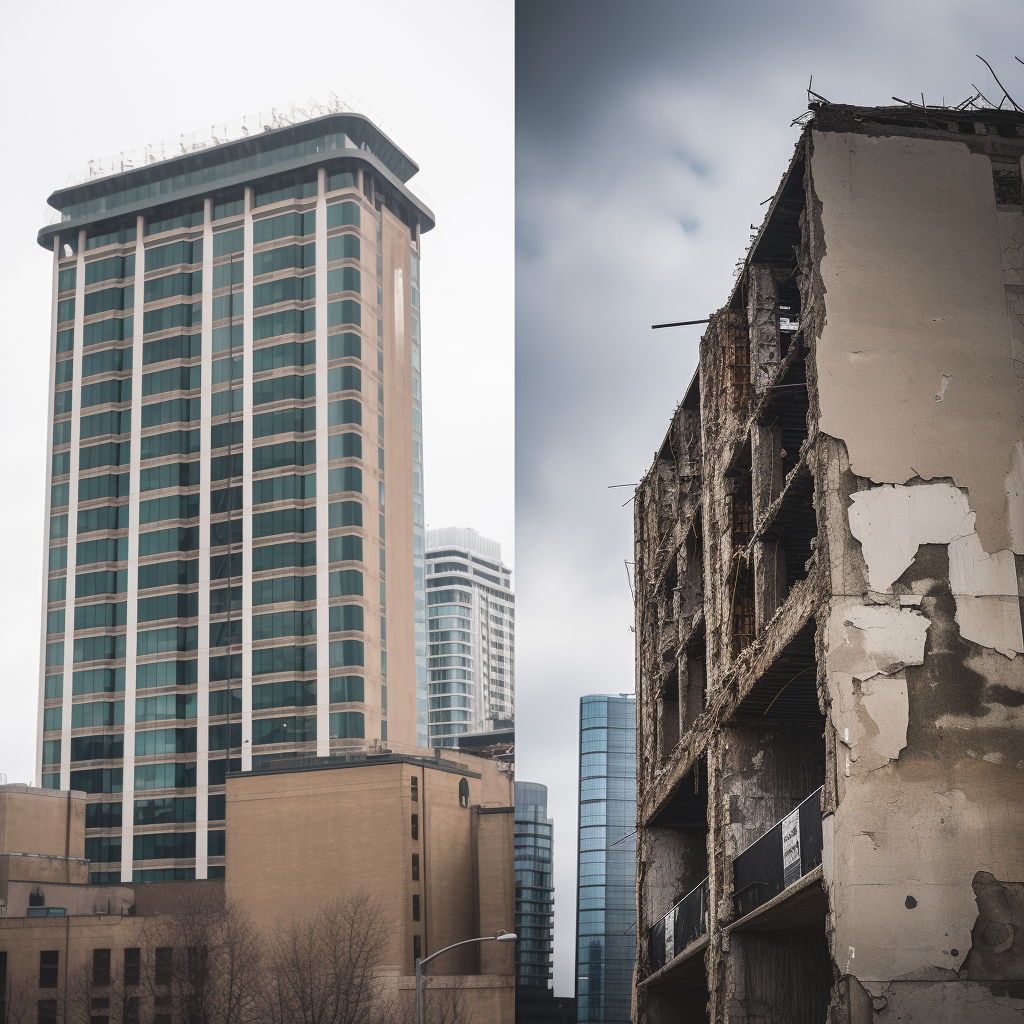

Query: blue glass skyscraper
[575,694,636,1023]
[515,780,555,992]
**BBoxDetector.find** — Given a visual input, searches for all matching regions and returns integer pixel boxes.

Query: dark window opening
[412,895,420,921]
[411,814,418,841]
[123,948,140,988]
[37,1000,58,1024]
[681,626,707,736]
[93,948,111,987]
[412,854,420,881]
[123,996,140,1024]
[39,952,59,989]
[411,776,418,802]
[413,935,422,961]
[155,947,173,987]
[730,467,755,658]
[659,668,680,766]
[776,277,801,359]
[29,887,45,907]
[459,778,470,808]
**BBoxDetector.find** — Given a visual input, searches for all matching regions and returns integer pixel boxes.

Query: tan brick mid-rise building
[0,746,514,1021]
[633,103,1024,1022]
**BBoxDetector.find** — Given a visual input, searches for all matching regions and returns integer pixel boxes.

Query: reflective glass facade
[515,780,554,990]
[38,122,432,884]
[575,695,637,1023]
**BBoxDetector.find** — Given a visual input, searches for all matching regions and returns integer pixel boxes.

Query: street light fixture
[414,931,517,1024]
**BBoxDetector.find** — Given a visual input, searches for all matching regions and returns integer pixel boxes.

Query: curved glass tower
[515,780,555,991]
[575,694,637,1023]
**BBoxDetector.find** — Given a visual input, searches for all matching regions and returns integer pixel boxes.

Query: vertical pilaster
[315,167,330,756]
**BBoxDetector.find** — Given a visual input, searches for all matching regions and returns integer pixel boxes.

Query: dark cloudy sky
[514,0,1024,994]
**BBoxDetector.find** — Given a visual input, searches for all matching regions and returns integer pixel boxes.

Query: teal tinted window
[328,399,361,425]
[211,294,243,322]
[213,324,241,351]
[76,538,128,566]
[326,202,360,228]
[58,267,77,292]
[327,300,360,327]
[253,680,316,710]
[140,429,200,461]
[208,687,242,717]
[141,398,201,430]
[326,268,360,295]
[83,316,133,347]
[252,211,315,243]
[84,286,133,316]
[213,194,244,221]
[136,660,197,688]
[329,605,364,632]
[58,298,75,323]
[43,706,62,732]
[49,546,68,571]
[81,378,132,408]
[212,260,244,289]
[134,795,196,823]
[213,228,244,257]
[329,536,363,563]
[51,483,70,508]
[325,233,360,262]
[75,570,128,598]
[329,676,364,703]
[146,206,203,235]
[211,420,243,450]
[253,374,315,405]
[55,359,74,384]
[143,334,201,365]
[143,303,200,336]
[327,171,356,192]
[86,223,136,250]
[47,577,67,604]
[252,610,316,641]
[73,603,127,630]
[50,515,69,539]
[212,356,243,385]
[78,473,129,502]
[138,526,198,556]
[254,243,315,276]
[85,254,134,285]
[328,333,361,360]
[328,433,361,460]
[210,552,242,580]
[329,711,365,738]
[137,692,197,722]
[253,406,315,438]
[57,329,75,353]
[251,541,316,572]
[142,365,201,396]
[328,467,362,494]
[251,644,316,676]
[145,272,200,303]
[72,667,125,694]
[252,440,316,472]
[253,277,314,308]
[253,309,315,341]
[327,366,361,394]
[52,452,71,477]
[53,421,72,446]
[71,733,123,761]
[252,715,316,745]
[138,559,199,589]
[80,410,131,440]
[254,177,317,207]
[134,831,197,860]
[329,569,364,596]
[46,609,65,635]
[328,501,362,527]
[210,519,243,548]
[211,389,244,416]
[82,346,132,377]
[145,240,200,271]
[137,626,198,656]
[77,505,129,533]
[140,461,200,491]
[54,391,74,415]
[137,592,199,622]
[252,575,316,606]
[138,495,198,526]
[72,635,127,664]
[70,768,123,793]
[42,739,62,765]
[208,794,226,821]
[253,474,315,504]
[133,762,196,790]
[135,728,197,757]
[71,700,124,727]
[252,508,316,538]
[79,441,131,470]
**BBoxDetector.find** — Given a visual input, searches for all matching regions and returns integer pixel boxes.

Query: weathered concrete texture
[812,130,1024,556]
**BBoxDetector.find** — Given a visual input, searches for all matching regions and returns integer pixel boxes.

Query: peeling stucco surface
[812,131,1024,556]
[849,482,1023,657]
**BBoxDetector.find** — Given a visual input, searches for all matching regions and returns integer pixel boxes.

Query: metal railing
[732,786,823,919]
[648,876,710,974]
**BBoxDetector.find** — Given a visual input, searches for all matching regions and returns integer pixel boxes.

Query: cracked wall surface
[634,103,1024,1024]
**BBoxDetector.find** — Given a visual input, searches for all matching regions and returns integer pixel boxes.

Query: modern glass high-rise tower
[35,113,433,882]
[575,695,636,1024]
[515,780,555,992]
[424,526,514,747]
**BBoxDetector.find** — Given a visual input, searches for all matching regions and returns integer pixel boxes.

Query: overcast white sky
[515,0,1024,995]
[0,1,513,784]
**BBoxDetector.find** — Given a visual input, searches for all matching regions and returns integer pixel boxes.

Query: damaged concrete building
[632,102,1024,1023]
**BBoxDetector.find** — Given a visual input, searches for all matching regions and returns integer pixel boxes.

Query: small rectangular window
[413,935,421,961]
[93,948,111,986]
[37,1000,58,1024]
[155,947,173,986]
[123,947,140,987]
[411,813,418,841]
[39,951,59,989]
[410,776,418,802]
[412,854,419,881]
[123,996,141,1024]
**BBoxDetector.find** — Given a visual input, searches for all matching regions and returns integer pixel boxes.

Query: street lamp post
[414,931,517,1024]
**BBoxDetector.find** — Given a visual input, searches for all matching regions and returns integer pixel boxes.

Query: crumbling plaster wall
[810,129,1024,1014]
